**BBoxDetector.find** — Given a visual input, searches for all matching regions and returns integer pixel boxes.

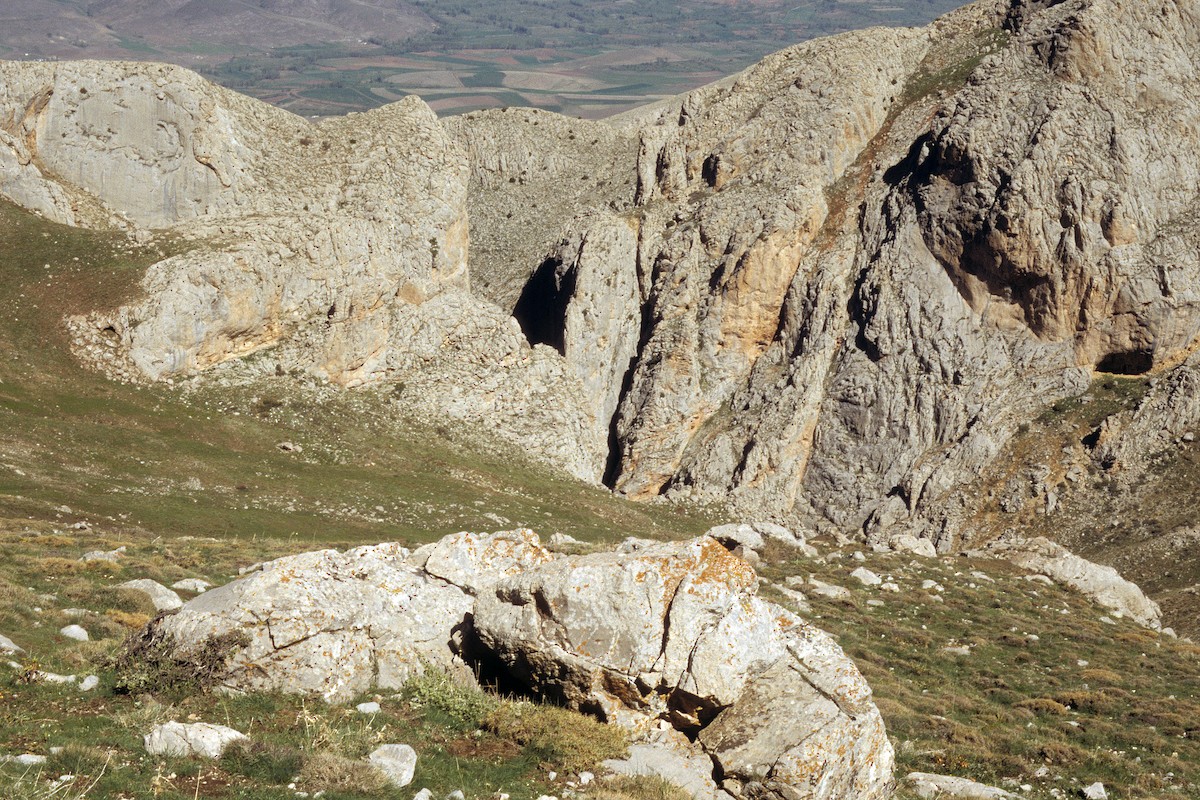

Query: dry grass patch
[299,750,390,794]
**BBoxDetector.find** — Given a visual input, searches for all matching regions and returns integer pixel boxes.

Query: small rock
[850,567,882,586]
[413,790,434,800]
[907,771,1019,799]
[0,634,23,654]
[171,578,212,593]
[60,624,89,642]
[1081,783,1107,800]
[15,754,48,766]
[890,534,937,558]
[941,645,971,657]
[370,744,417,788]
[79,675,100,691]
[446,792,466,800]
[866,599,885,607]
[277,441,302,452]
[807,577,851,599]
[38,671,77,684]
[356,701,381,714]
[853,551,867,562]
[880,582,900,593]
[578,771,594,786]
[81,546,125,563]
[119,579,183,611]
[144,722,248,759]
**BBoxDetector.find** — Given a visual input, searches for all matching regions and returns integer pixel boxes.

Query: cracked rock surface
[473,535,894,800]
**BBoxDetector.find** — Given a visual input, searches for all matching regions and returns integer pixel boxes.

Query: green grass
[757,543,1200,799]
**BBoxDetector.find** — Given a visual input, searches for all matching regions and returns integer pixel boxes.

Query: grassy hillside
[0,198,715,550]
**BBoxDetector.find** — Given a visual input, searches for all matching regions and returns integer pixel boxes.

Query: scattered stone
[807,577,852,600]
[853,551,867,562]
[59,624,89,642]
[369,744,417,788]
[1081,783,1107,800]
[890,535,938,558]
[907,771,1020,799]
[14,754,48,766]
[850,567,882,586]
[0,634,22,654]
[578,771,593,786]
[880,582,900,593]
[941,646,971,657]
[277,442,302,453]
[866,599,885,607]
[144,722,247,759]
[81,547,125,563]
[172,578,213,593]
[119,579,184,611]
[356,701,381,714]
[413,790,433,800]
[445,791,465,800]
[79,675,99,691]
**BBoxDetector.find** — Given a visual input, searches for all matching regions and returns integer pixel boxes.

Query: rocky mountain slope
[3,0,1200,636]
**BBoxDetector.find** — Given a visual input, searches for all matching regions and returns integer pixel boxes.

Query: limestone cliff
[3,0,1199,625]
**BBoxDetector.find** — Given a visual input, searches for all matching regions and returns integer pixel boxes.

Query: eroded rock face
[0,60,609,482]
[473,535,894,800]
[153,530,552,702]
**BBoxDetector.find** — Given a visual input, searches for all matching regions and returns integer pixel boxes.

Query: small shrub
[299,751,389,794]
[108,615,248,695]
[1015,698,1070,716]
[404,670,498,731]
[486,699,627,772]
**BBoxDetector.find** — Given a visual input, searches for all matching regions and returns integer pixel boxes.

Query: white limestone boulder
[120,579,184,611]
[369,743,418,787]
[151,530,552,702]
[474,535,894,800]
[144,722,247,759]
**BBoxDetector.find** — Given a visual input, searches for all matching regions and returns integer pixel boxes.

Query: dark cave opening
[1096,349,1154,375]
[512,256,575,355]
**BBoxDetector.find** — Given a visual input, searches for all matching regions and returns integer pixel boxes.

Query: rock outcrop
[975,534,1162,629]
[151,530,551,702]
[474,536,894,800]
[144,530,895,800]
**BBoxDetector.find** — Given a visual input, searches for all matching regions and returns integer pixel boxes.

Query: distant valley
[2,0,970,117]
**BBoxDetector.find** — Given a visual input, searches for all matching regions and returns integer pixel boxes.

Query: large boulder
[473,535,894,800]
[152,530,551,702]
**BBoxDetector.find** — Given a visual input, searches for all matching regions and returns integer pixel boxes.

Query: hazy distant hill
[0,0,970,117]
